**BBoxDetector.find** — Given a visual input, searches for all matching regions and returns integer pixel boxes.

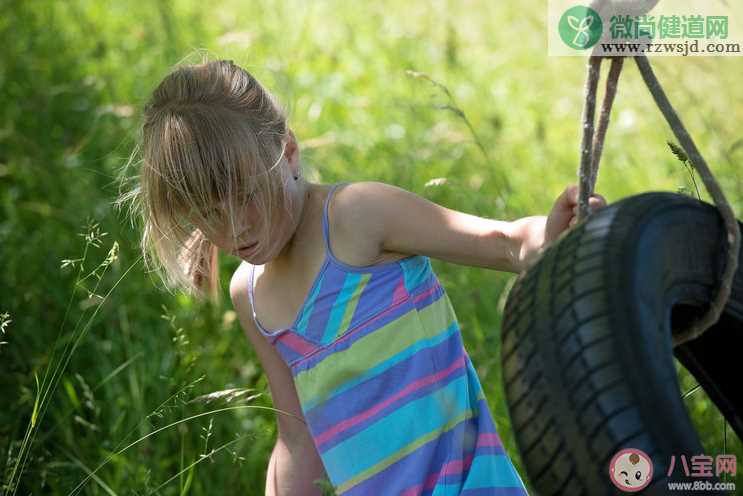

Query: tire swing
[500,53,742,494]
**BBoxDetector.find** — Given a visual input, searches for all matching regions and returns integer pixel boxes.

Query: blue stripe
[295,270,327,334]
[400,256,431,294]
[343,416,475,496]
[305,327,463,433]
[321,272,362,344]
[274,339,303,363]
[304,264,350,342]
[322,373,471,484]
[460,454,527,490]
[346,270,397,330]
[317,362,468,454]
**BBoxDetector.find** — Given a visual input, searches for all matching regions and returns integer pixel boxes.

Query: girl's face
[193,130,305,265]
[195,179,306,265]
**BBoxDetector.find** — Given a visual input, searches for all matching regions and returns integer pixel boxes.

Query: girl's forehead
[179,178,279,231]
[190,200,262,229]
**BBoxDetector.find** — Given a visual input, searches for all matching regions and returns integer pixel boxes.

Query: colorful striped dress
[247,182,528,495]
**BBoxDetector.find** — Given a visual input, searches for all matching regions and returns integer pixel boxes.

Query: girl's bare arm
[332,182,606,273]
[230,264,328,495]
[265,429,328,496]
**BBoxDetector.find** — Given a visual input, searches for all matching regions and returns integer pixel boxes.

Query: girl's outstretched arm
[230,265,328,495]
[332,182,606,273]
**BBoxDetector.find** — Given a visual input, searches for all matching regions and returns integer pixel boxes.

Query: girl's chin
[243,244,272,264]
[240,252,262,263]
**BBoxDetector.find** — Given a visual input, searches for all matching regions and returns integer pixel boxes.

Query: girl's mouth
[237,241,259,257]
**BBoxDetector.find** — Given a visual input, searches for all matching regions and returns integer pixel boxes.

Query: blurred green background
[1,0,742,494]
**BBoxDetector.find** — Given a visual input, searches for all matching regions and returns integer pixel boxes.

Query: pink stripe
[400,484,422,496]
[478,432,503,447]
[400,454,475,496]
[392,278,408,304]
[410,281,439,304]
[439,457,470,476]
[276,331,319,356]
[426,454,475,489]
[315,355,466,446]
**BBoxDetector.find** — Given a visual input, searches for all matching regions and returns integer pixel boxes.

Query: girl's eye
[635,471,641,480]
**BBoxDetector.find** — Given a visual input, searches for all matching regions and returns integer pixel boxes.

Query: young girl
[131,59,606,495]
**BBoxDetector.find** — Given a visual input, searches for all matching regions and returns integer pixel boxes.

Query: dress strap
[322,182,348,254]
[246,263,274,336]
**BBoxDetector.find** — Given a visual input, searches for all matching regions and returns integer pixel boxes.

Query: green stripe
[295,294,455,405]
[302,323,459,412]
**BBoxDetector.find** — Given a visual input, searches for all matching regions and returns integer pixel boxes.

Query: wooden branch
[577,56,603,222]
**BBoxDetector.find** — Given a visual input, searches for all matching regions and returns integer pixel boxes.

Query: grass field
[1,0,742,494]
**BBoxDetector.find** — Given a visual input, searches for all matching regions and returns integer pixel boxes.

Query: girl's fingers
[572,195,607,211]
[589,194,607,208]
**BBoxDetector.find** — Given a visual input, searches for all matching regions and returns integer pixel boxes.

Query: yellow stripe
[334,273,371,340]
[336,408,478,493]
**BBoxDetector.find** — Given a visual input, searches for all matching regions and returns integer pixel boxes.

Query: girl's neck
[266,181,323,270]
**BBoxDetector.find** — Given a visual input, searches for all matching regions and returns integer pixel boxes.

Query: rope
[590,57,624,190]
[575,54,741,346]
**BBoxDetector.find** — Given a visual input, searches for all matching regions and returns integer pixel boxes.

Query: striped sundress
[246,182,528,495]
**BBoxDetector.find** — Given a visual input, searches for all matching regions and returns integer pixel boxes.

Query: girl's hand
[545,184,607,244]
[517,185,607,271]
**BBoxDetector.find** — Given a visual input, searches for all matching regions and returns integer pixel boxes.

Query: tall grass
[1,0,742,493]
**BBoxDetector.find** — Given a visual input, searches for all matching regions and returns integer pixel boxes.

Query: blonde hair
[120,58,293,300]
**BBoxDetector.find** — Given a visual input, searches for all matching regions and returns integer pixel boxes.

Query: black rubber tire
[500,191,743,496]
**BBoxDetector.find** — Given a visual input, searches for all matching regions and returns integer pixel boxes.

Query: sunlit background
[2,0,742,493]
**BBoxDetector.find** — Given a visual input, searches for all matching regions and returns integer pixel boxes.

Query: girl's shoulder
[228,262,253,309]
[326,181,416,268]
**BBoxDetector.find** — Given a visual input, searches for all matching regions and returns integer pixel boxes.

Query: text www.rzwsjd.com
[600,40,740,56]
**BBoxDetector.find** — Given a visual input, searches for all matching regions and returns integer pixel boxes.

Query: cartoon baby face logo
[609,448,653,492]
